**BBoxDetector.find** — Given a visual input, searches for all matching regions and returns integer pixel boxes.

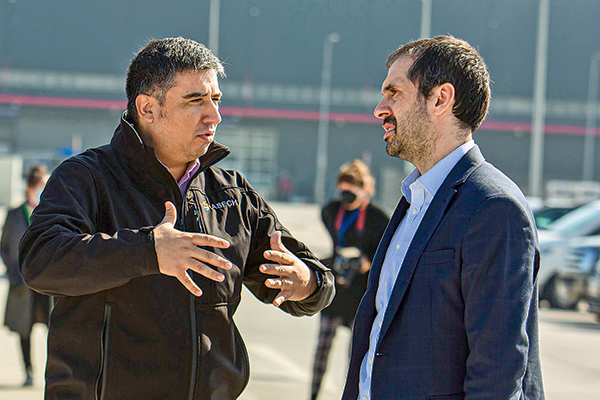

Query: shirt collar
[402,140,475,203]
[179,159,201,183]
[157,158,201,183]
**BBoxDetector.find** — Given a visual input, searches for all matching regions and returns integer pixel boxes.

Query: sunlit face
[337,181,368,210]
[373,56,438,167]
[146,69,222,170]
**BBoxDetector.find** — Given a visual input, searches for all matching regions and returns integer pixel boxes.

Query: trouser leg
[20,334,34,385]
[20,335,32,370]
[310,314,343,400]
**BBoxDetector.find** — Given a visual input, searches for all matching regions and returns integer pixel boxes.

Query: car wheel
[544,276,580,310]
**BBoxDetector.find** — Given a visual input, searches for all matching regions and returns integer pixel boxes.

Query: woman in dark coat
[2,165,51,387]
[309,160,389,400]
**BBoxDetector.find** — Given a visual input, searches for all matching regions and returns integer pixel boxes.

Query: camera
[333,246,363,287]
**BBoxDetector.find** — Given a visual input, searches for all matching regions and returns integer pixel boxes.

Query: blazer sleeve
[461,195,539,398]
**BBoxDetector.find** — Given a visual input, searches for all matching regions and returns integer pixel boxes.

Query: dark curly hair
[387,35,491,133]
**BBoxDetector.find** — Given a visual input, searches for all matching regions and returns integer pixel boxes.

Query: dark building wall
[3,0,600,103]
[1,0,600,204]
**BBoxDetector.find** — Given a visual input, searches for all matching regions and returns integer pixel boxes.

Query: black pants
[20,335,32,371]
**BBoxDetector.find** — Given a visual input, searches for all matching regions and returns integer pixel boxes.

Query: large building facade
[1,0,599,210]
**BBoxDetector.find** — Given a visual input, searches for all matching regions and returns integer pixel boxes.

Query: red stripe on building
[1,93,600,136]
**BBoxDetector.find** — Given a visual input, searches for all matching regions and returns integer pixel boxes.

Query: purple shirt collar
[158,158,201,197]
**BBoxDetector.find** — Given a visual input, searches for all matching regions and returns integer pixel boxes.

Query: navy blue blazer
[342,147,545,400]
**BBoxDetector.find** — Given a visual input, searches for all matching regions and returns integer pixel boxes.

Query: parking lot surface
[1,202,599,399]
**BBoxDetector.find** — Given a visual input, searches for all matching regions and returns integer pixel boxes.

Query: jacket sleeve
[242,190,335,316]
[461,195,541,398]
[1,208,25,286]
[19,160,160,297]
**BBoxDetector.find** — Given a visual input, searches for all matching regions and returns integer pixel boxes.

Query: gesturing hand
[154,202,232,296]
[260,231,317,307]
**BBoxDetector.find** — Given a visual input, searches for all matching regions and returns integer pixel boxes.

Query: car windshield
[534,207,575,230]
[548,202,600,237]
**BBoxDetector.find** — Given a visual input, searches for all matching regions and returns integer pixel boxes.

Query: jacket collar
[110,112,231,175]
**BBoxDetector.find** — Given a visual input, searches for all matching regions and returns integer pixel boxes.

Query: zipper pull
[191,203,203,234]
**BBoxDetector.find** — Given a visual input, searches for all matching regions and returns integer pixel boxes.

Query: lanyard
[334,204,367,247]
[23,204,31,226]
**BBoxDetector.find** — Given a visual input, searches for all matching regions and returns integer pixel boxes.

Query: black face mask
[340,190,357,205]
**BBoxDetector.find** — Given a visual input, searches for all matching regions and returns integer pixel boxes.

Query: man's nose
[374,98,390,120]
[204,101,222,125]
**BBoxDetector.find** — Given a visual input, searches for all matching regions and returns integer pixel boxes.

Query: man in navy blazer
[342,36,545,400]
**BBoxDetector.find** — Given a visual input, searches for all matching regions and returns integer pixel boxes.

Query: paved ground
[1,202,599,399]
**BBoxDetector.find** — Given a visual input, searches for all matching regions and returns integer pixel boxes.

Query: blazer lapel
[355,197,409,331]
[369,197,410,284]
[378,146,486,341]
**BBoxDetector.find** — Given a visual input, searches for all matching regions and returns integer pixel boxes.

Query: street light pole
[209,0,220,56]
[583,52,600,181]
[528,0,550,197]
[420,0,432,39]
[314,32,341,204]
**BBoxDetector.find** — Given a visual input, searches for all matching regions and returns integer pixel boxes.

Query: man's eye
[213,98,222,104]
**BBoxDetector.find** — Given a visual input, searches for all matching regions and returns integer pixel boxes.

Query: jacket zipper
[189,199,207,400]
[180,193,199,400]
[95,304,111,400]
[188,295,198,400]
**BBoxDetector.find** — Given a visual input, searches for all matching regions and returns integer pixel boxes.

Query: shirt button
[363,397,368,400]
[396,243,401,250]
[412,208,418,215]
[368,358,373,364]
[379,321,382,327]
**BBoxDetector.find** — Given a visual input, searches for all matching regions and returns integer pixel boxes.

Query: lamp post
[528,0,550,197]
[209,0,220,56]
[420,0,432,39]
[314,32,341,204]
[583,51,600,181]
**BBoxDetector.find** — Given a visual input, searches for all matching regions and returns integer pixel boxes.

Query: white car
[538,200,600,308]
[552,236,600,310]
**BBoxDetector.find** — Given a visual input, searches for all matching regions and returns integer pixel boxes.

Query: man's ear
[135,94,157,123]
[429,82,455,117]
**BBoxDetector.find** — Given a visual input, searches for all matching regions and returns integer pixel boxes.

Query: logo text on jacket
[202,199,239,211]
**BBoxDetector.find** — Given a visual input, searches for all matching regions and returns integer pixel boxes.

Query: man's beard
[384,98,438,168]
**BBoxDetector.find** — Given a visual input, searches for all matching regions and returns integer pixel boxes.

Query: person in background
[2,164,52,387]
[310,159,389,400]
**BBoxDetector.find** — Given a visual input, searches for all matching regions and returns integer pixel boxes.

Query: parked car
[534,206,578,230]
[526,196,579,230]
[538,200,600,308]
[552,237,600,309]
[586,260,600,322]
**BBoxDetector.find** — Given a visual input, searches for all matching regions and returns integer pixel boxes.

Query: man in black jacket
[19,37,334,400]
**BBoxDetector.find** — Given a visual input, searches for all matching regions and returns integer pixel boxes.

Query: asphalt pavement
[0,202,599,399]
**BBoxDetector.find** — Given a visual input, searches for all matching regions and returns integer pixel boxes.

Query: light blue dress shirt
[357,140,476,400]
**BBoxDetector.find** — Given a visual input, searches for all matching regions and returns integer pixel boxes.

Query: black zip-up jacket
[19,115,335,400]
